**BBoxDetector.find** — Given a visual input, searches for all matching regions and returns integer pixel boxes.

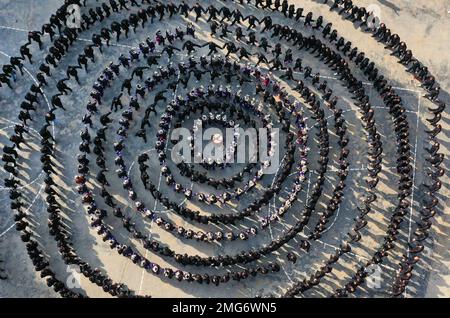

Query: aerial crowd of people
[0,0,445,298]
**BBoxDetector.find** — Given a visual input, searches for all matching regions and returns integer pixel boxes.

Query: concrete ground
[0,0,448,298]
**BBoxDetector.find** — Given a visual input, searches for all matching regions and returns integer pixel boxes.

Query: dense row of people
[0,259,6,280]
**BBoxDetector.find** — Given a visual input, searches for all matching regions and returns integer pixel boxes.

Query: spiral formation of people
[0,0,448,299]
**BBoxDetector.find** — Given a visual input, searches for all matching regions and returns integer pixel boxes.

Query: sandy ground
[0,0,448,298]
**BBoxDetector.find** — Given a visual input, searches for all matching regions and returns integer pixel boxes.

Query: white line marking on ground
[404,91,422,298]
[138,65,182,296]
